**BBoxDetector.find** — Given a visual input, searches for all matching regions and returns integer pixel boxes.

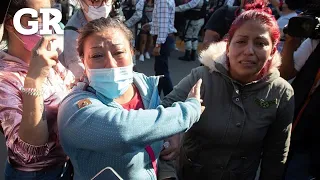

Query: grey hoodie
[162,42,294,180]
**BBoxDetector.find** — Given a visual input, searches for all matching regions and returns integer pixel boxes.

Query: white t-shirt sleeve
[294,39,320,72]
[277,17,289,29]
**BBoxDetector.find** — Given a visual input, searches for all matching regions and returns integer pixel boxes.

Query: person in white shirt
[280,36,320,80]
[276,0,297,51]
[279,33,320,180]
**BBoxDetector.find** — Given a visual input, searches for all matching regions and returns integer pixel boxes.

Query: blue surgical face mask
[86,64,134,99]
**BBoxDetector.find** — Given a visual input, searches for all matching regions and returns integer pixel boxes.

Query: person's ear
[268,47,277,60]
[4,17,14,33]
[226,42,230,57]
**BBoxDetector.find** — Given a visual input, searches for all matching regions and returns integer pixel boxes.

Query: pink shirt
[0,51,74,171]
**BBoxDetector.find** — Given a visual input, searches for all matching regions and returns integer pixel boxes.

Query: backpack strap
[64,26,79,33]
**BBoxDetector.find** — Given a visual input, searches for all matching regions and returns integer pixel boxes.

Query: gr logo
[13,8,63,35]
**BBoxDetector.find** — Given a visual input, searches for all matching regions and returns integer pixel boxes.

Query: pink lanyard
[145,145,157,175]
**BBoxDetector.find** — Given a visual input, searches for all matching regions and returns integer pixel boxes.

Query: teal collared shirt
[57,72,201,179]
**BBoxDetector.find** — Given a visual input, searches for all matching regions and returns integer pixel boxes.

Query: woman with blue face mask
[0,0,74,179]
[57,17,204,180]
[62,0,124,80]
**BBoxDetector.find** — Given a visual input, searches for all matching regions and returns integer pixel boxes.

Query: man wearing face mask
[63,0,124,80]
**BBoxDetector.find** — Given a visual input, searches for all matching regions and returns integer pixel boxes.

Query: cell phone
[0,0,11,24]
[91,167,123,180]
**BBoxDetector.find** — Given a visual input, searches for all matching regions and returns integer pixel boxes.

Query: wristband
[20,87,43,97]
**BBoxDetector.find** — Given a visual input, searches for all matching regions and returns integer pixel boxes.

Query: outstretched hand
[188,79,203,103]
[188,79,205,113]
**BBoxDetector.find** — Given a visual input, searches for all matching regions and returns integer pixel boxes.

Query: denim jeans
[285,152,314,180]
[5,160,73,180]
[154,35,175,96]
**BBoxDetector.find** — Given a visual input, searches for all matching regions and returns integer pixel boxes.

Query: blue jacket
[57,72,201,179]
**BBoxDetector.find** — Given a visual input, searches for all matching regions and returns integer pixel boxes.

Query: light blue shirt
[62,10,88,79]
[57,72,201,179]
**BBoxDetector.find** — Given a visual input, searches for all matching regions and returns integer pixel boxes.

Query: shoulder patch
[77,98,92,109]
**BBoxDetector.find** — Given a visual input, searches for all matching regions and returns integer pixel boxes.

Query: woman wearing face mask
[63,0,124,80]
[161,2,295,179]
[0,0,74,179]
[57,17,204,180]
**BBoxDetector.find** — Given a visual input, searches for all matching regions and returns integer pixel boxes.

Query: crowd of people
[0,0,319,179]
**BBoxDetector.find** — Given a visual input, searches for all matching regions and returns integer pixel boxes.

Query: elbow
[118,127,136,145]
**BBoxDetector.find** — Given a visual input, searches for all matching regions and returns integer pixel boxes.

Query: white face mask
[86,64,134,99]
[86,3,112,20]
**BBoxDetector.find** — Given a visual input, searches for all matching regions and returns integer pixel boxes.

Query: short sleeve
[204,6,228,37]
[294,39,320,72]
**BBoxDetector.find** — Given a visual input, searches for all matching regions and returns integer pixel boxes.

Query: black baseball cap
[0,0,12,41]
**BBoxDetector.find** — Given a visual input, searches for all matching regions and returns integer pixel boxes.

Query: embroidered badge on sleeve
[255,98,279,109]
[77,98,92,109]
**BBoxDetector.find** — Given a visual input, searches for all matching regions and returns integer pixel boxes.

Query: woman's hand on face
[27,35,59,83]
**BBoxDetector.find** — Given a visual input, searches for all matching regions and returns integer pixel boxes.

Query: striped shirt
[150,0,177,44]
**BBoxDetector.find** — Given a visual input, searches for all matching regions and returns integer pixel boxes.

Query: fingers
[47,50,59,62]
[41,48,58,60]
[32,43,59,67]
[160,147,179,160]
[40,35,57,51]
[160,148,172,156]
[189,78,202,99]
[161,152,178,161]
[33,35,57,53]
[201,106,206,113]
[194,79,202,96]
[189,83,196,95]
